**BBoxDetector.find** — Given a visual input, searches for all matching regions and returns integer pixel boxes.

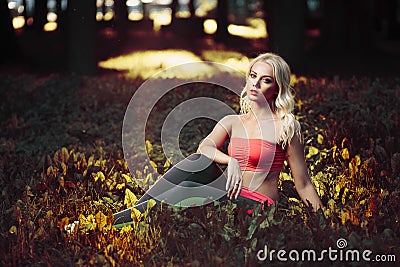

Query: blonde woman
[197,52,323,211]
[114,53,322,225]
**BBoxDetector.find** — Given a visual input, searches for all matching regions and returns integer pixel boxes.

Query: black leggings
[114,154,227,225]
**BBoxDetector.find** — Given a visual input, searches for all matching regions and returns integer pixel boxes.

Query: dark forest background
[1,0,399,76]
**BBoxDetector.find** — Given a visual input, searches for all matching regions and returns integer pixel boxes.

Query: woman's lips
[249,89,258,95]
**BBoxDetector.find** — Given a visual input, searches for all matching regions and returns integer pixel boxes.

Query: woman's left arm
[286,134,323,212]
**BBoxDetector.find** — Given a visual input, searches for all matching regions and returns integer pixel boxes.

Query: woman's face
[246,61,278,103]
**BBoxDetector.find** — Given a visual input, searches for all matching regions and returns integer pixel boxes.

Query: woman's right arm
[197,116,243,199]
[196,116,232,165]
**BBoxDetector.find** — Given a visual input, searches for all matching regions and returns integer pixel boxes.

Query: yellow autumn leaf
[46,166,53,177]
[143,165,149,174]
[164,158,171,169]
[61,147,69,163]
[88,155,94,166]
[335,184,341,197]
[147,199,157,210]
[79,214,96,231]
[124,188,138,208]
[79,214,87,225]
[317,134,324,144]
[94,171,106,182]
[144,173,154,185]
[297,99,303,111]
[116,183,125,190]
[341,148,350,160]
[332,145,338,160]
[306,146,319,158]
[131,208,142,222]
[145,140,153,154]
[341,137,347,148]
[61,162,67,176]
[106,179,116,190]
[288,197,301,203]
[9,225,17,234]
[327,199,335,210]
[355,154,361,166]
[122,173,133,183]
[149,160,158,171]
[95,211,107,231]
[120,224,133,234]
[280,172,293,181]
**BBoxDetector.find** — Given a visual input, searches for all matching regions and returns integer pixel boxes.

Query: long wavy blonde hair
[240,53,301,148]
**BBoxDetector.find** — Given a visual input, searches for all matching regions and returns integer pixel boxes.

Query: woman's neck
[249,100,275,121]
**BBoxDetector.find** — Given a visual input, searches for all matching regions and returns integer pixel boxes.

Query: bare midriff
[241,170,280,201]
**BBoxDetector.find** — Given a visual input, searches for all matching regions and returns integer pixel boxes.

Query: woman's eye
[263,79,272,84]
[250,73,256,78]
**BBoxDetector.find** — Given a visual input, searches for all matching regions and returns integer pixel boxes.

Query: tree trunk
[33,0,47,32]
[189,0,195,17]
[0,0,21,63]
[216,0,229,42]
[113,0,129,38]
[169,0,178,25]
[320,0,374,54]
[67,0,97,75]
[264,0,306,71]
[56,0,67,32]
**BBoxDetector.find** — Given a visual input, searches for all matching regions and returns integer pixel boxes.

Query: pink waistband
[239,187,275,206]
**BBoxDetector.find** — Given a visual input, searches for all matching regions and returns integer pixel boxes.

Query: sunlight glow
[8,2,17,9]
[12,16,25,29]
[99,50,206,79]
[203,19,217,35]
[227,18,267,39]
[126,0,141,6]
[43,21,57,32]
[104,11,115,21]
[98,49,249,79]
[175,10,191,18]
[17,5,24,14]
[149,9,172,31]
[195,0,217,17]
[47,12,58,22]
[128,11,144,21]
[96,0,104,8]
[201,50,249,73]
[156,0,172,4]
[105,0,114,7]
[96,12,104,21]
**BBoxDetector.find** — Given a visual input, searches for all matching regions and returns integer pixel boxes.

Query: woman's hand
[226,157,243,199]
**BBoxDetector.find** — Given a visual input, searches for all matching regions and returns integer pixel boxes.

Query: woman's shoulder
[220,114,242,122]
[217,114,243,129]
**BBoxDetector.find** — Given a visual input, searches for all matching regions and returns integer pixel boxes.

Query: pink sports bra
[228,137,285,172]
